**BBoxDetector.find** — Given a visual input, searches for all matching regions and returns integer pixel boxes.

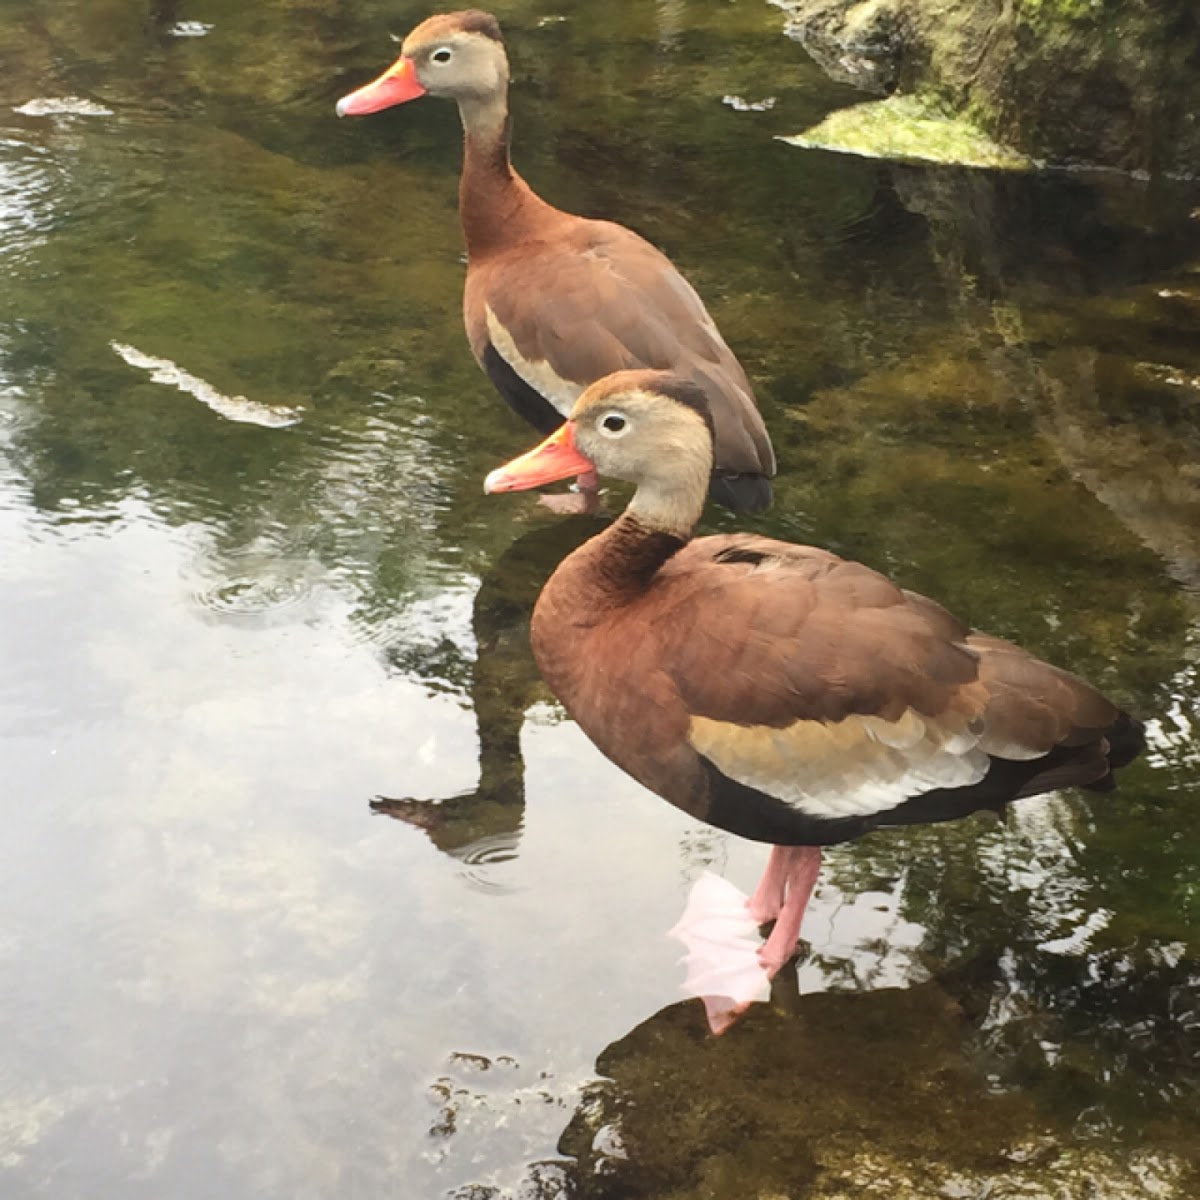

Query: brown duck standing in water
[484,370,1144,1026]
[337,10,775,514]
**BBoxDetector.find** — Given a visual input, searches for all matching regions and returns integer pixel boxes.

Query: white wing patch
[485,306,583,418]
[689,708,991,820]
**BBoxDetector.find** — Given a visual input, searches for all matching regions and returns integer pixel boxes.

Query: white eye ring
[431,47,453,63]
[599,412,628,436]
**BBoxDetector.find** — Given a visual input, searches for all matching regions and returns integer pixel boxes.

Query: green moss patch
[782,94,1033,170]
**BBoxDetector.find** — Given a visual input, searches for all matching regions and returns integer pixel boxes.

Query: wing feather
[631,535,1120,817]
[475,220,774,476]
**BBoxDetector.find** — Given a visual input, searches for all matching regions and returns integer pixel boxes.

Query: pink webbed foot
[670,872,771,1035]
[535,469,600,515]
[701,994,755,1037]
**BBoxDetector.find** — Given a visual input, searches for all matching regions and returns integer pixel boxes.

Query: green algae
[778,0,1200,175]
[1017,0,1109,26]
[783,94,1033,170]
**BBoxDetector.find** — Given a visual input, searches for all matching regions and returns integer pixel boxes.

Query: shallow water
[1,2,1198,1196]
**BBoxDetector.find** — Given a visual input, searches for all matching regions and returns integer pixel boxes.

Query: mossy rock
[776,0,1200,175]
[783,94,1032,170]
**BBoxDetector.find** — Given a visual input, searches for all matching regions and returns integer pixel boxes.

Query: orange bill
[336,56,426,117]
[484,424,595,494]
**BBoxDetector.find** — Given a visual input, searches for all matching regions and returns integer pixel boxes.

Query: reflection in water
[884,166,1200,606]
[371,516,606,864]
[422,931,1199,1197]
[542,970,1198,1199]
[670,871,771,1032]
[111,342,302,428]
[1,0,1199,1196]
[0,137,53,259]
[190,538,321,620]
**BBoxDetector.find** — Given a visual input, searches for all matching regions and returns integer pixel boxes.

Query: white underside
[485,306,582,417]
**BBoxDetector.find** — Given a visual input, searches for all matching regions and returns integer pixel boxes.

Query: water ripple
[0,138,54,258]
[194,574,313,618]
[189,540,322,621]
[454,831,523,895]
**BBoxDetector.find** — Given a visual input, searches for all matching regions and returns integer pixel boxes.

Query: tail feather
[1104,710,1146,771]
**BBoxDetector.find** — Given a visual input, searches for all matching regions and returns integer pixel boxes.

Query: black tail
[1086,709,1146,784]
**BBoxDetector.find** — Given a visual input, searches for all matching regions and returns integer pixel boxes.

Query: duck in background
[337,10,775,514]
[484,369,1144,1030]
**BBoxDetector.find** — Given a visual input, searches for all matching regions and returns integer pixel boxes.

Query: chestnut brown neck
[459,103,560,259]
[540,512,687,625]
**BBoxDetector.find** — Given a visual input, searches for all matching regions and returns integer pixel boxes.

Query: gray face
[406,31,509,101]
[571,390,713,489]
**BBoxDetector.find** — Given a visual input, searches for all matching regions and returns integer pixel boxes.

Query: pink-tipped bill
[336,56,427,117]
[484,424,595,495]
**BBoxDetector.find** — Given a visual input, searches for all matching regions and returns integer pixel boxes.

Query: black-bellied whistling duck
[336,11,775,514]
[484,370,1144,1021]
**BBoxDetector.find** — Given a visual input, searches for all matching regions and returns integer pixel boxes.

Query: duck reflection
[424,901,1197,1198]
[554,977,987,1198]
[543,960,1197,1198]
[371,515,606,859]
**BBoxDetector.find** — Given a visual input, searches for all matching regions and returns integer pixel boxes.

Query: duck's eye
[600,413,628,436]
[431,47,453,63]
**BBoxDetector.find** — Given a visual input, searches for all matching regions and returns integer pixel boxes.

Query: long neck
[458,94,558,259]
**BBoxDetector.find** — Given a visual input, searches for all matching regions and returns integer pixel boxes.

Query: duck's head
[336,10,509,117]
[485,371,716,536]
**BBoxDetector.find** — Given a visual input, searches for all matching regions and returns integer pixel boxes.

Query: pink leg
[746,845,793,925]
[536,470,600,515]
[757,846,822,977]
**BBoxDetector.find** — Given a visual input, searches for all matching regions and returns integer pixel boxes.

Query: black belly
[699,711,1143,847]
[481,343,566,435]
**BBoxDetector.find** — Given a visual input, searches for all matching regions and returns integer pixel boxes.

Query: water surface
[1,2,1198,1196]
